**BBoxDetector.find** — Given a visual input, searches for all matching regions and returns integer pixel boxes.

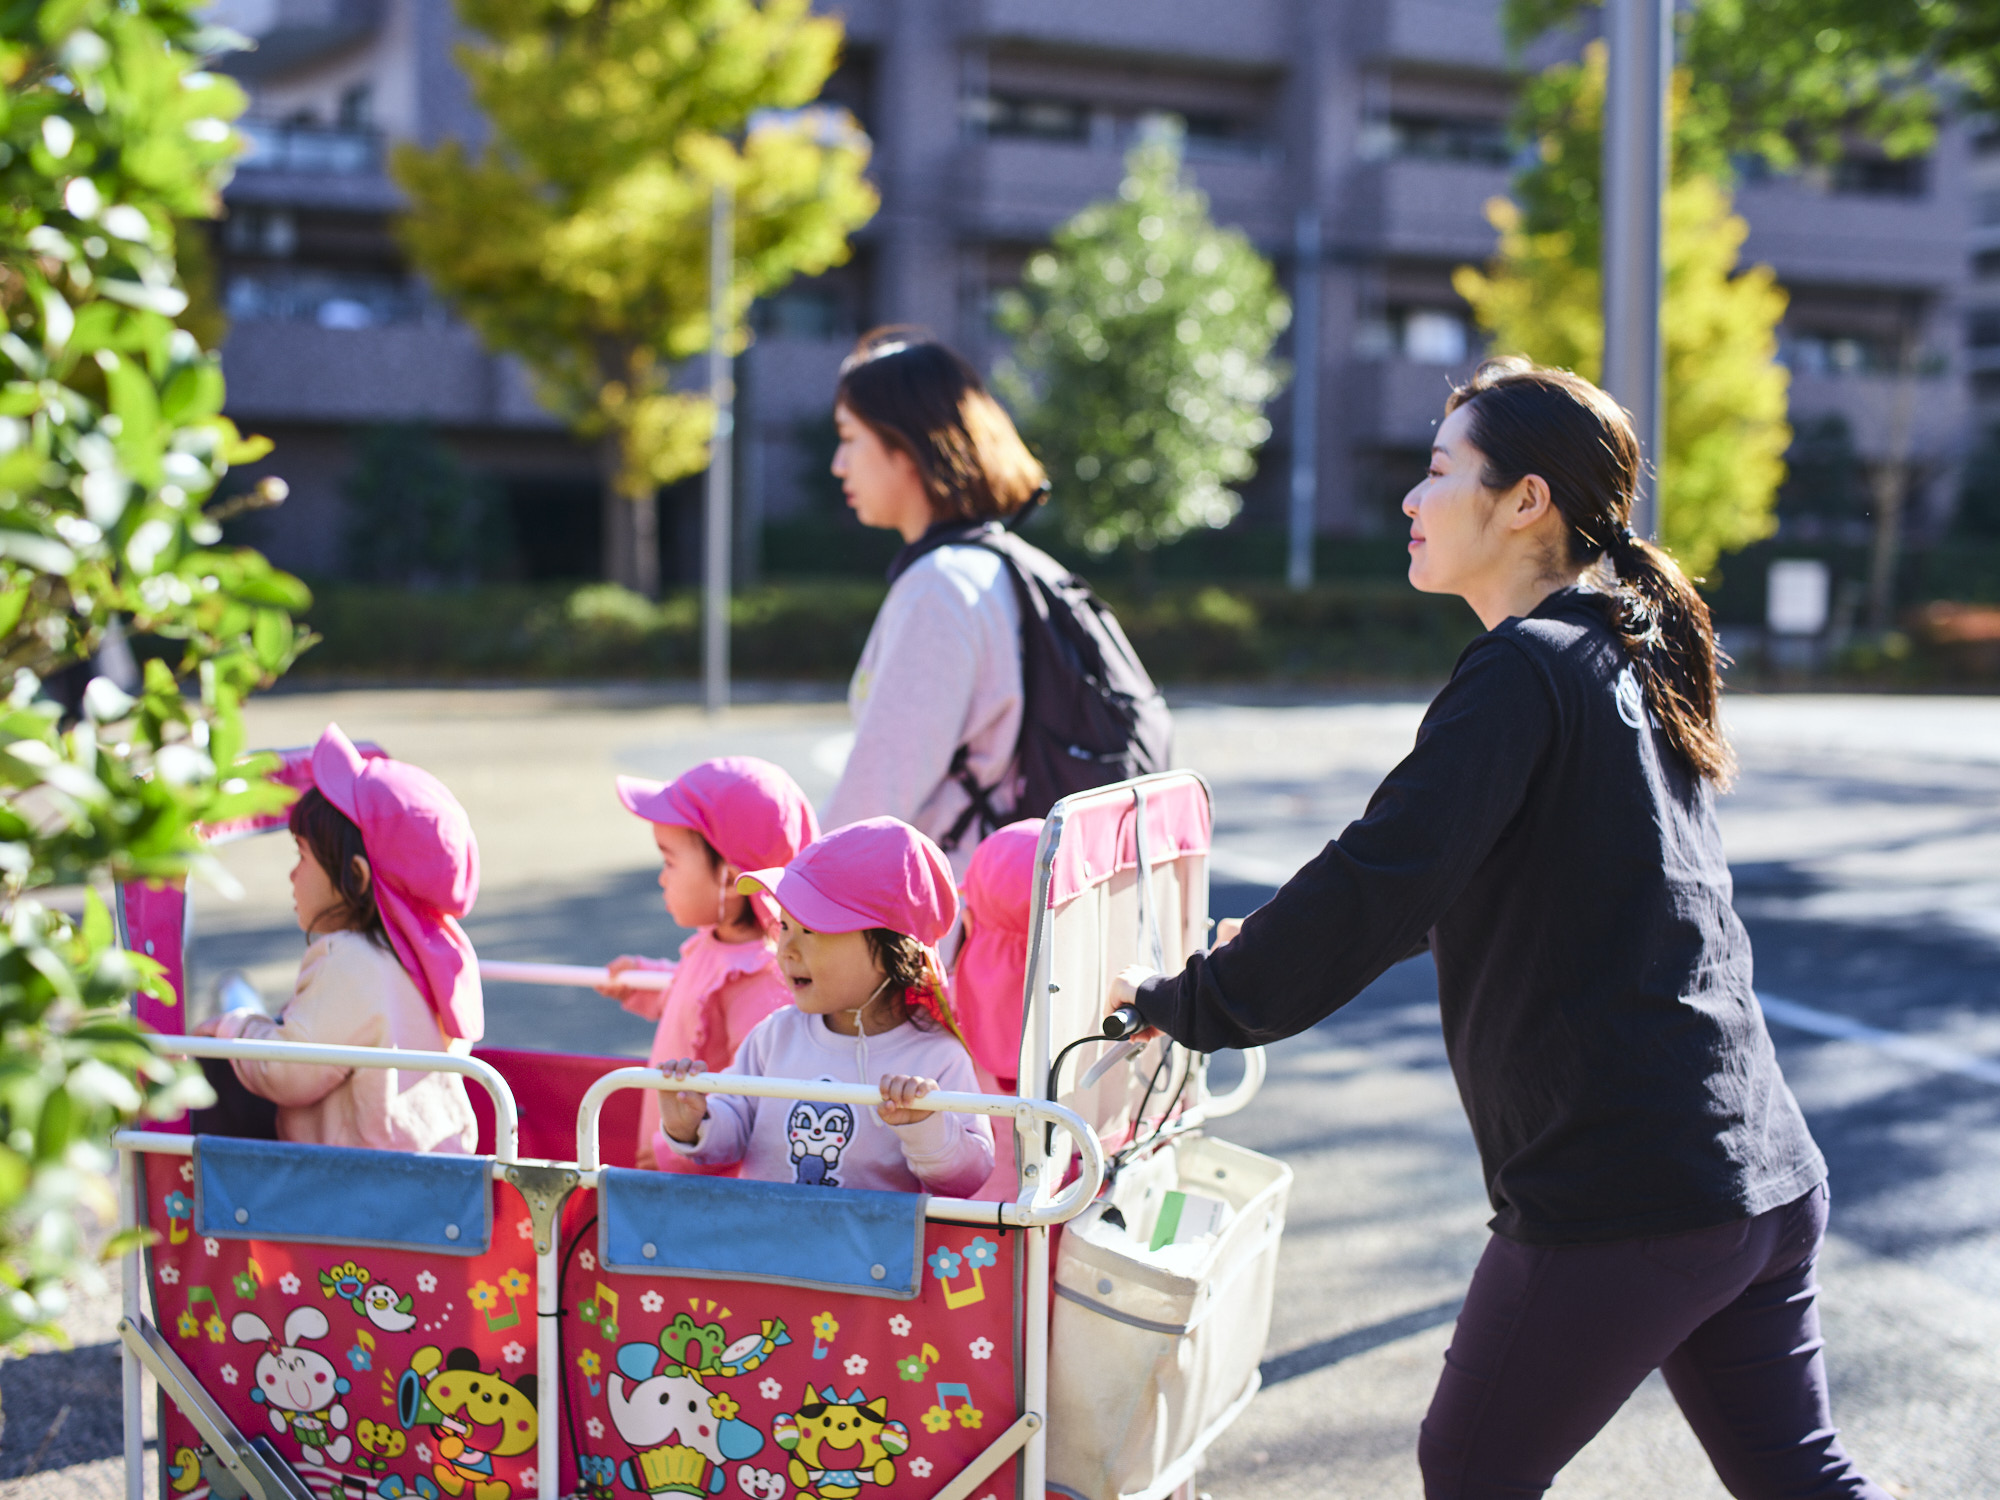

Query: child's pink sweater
[658,1005,995,1196]
[620,927,790,1172]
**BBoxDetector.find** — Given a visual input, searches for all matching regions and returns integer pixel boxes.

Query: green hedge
[295,579,1482,684]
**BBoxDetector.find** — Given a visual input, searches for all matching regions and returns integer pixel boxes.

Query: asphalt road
[9,687,2000,1498]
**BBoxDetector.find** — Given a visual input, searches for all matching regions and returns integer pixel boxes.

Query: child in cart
[950,817,1043,1093]
[595,757,819,1170]
[192,723,481,1153]
[655,816,995,1195]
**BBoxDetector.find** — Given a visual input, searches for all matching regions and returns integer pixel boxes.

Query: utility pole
[703,179,735,716]
[1287,206,1321,592]
[1601,0,1670,539]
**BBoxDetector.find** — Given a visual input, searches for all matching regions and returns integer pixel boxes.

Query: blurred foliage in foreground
[0,0,308,1345]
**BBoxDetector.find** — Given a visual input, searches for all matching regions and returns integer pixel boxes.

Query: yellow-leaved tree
[393,0,877,593]
[1454,42,1790,578]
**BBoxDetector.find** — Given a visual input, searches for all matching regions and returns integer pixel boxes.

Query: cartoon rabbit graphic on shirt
[788,1099,853,1187]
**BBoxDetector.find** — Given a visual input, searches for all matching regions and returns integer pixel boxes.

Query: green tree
[1,0,311,1345]
[393,0,877,596]
[995,133,1290,565]
[342,424,500,585]
[1453,44,1790,577]
[1507,0,2000,170]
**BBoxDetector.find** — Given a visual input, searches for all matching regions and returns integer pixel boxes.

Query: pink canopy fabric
[1044,776,1212,908]
[309,724,484,1042]
[953,819,1044,1087]
[615,758,819,933]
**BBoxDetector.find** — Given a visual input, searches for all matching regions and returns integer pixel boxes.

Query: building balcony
[1346,157,1509,261]
[1351,0,1511,71]
[976,0,1289,68]
[960,137,1287,242]
[221,319,557,429]
[1347,355,1477,449]
[1785,371,1968,462]
[1737,179,1964,291]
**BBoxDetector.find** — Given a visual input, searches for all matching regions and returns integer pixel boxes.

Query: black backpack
[894,522,1174,852]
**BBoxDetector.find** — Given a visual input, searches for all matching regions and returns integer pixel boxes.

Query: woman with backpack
[823,329,1167,876]
[1113,360,1887,1499]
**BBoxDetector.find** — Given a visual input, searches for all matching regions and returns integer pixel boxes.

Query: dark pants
[1419,1184,1889,1499]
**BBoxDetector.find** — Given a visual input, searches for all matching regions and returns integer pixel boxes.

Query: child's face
[774,913,886,1019]
[289,837,341,935]
[654,824,731,930]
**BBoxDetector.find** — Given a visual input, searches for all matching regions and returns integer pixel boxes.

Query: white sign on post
[1767,559,1831,637]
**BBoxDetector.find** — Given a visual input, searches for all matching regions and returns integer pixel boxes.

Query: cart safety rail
[119,1036,1109,1500]
[478,958,675,991]
[575,1067,1107,1225]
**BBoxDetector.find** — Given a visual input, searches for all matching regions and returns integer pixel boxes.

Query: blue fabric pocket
[599,1170,927,1299]
[194,1137,492,1256]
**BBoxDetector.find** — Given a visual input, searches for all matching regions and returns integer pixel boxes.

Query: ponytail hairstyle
[287,787,391,946]
[1445,358,1736,787]
[835,328,1048,523]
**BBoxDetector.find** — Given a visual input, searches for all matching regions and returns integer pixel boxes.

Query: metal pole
[1287,207,1321,591]
[1601,0,1670,540]
[703,179,735,715]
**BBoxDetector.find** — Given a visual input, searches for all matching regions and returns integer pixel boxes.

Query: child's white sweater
[659,1005,994,1197]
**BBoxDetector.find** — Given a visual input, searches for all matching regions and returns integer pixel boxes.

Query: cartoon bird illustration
[361,1281,418,1332]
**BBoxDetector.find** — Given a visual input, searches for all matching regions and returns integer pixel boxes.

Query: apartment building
[207,0,1971,584]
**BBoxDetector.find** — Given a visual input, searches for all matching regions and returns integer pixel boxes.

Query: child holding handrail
[655,817,994,1195]
[596,757,819,1170]
[194,724,480,1154]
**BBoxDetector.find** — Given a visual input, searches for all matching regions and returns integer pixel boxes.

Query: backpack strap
[939,743,1007,854]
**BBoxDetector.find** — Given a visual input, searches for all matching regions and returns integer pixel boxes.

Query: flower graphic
[416,1270,438,1293]
[921,1406,953,1434]
[202,1237,219,1258]
[577,1349,602,1378]
[640,1290,664,1313]
[520,1470,537,1490]
[468,1280,501,1313]
[176,1310,198,1338]
[347,1343,371,1372]
[956,1403,985,1430]
[585,1417,605,1440]
[516,1215,534,1241]
[909,1458,934,1479]
[499,1267,530,1300]
[927,1248,962,1281]
[811,1311,839,1342]
[501,1342,527,1366]
[896,1355,927,1382]
[278,1273,301,1295]
[888,1314,912,1337]
[320,1260,370,1302]
[969,1337,994,1360]
[963,1237,999,1269]
[708,1392,740,1421]
[220,1364,238,1386]
[415,1443,431,1464]
[179,1161,193,1182]
[579,1249,596,1271]
[164,1191,192,1219]
[158,1264,180,1286]
[843,1354,868,1377]
[204,1315,226,1344]
[760,1378,783,1401]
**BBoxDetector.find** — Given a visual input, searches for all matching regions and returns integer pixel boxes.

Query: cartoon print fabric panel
[144,1154,542,1500]
[557,1193,1019,1500]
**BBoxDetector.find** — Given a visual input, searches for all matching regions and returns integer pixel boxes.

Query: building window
[1360,114,1512,167]
[237,119,380,175]
[751,287,847,341]
[222,206,297,258]
[338,84,374,131]
[1781,330,1928,376]
[1974,248,2000,281]
[1829,154,1928,197]
[224,269,431,328]
[1356,307,1473,365]
[963,93,1090,143]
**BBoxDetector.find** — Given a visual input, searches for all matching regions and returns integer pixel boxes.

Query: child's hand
[657,1058,709,1142]
[598,955,669,1001]
[190,1015,225,1037]
[877,1074,940,1126]
[1215,917,1244,947]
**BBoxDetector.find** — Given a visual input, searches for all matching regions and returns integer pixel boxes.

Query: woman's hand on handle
[1108,964,1162,1041]
[657,1058,709,1143]
[1214,917,1244,947]
[598,954,668,1002]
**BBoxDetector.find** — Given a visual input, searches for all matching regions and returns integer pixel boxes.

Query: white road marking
[1758,992,2000,1088]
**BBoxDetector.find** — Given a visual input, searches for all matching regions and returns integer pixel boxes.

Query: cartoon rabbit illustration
[233,1306,353,1466]
[787,1101,854,1188]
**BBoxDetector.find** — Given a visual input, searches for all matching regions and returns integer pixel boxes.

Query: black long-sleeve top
[1138,588,1825,1245]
